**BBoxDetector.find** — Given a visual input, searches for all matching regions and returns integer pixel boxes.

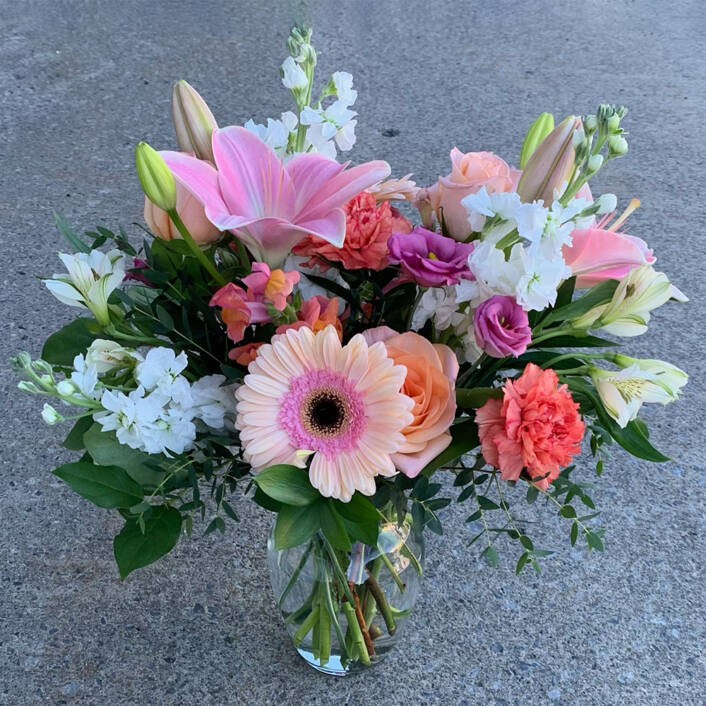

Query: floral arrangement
[13,27,687,674]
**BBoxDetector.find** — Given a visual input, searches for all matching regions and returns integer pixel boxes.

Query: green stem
[378,549,405,592]
[319,535,355,605]
[278,541,314,607]
[317,584,331,666]
[293,604,320,646]
[365,571,396,635]
[167,209,225,285]
[341,600,371,666]
[321,567,349,661]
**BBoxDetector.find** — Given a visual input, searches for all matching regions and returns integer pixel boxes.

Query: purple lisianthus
[387,227,474,287]
[474,295,531,358]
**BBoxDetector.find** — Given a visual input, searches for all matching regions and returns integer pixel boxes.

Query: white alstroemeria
[590,364,678,428]
[411,287,464,331]
[301,100,357,157]
[514,247,571,311]
[244,112,298,158]
[189,374,236,429]
[94,386,170,452]
[135,347,189,394]
[44,249,126,325]
[612,355,688,402]
[281,56,308,90]
[85,339,141,374]
[577,266,683,337]
[332,71,357,105]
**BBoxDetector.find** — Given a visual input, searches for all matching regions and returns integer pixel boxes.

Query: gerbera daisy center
[302,386,350,437]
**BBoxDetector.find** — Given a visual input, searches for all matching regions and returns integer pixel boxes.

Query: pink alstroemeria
[563,227,656,289]
[161,127,390,267]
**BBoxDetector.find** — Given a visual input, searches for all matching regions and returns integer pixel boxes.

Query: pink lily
[161,127,390,267]
[563,226,656,288]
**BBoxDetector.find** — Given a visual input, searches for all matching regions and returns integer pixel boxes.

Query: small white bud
[572,127,586,147]
[41,404,63,425]
[608,135,628,155]
[18,381,41,394]
[587,154,604,174]
[281,57,308,90]
[596,193,618,214]
[584,115,598,132]
[57,380,76,396]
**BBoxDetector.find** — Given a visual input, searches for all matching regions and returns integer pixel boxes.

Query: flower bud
[583,115,598,133]
[57,380,76,396]
[606,114,621,132]
[41,403,63,425]
[596,193,617,214]
[587,154,604,174]
[281,57,308,90]
[519,112,554,169]
[517,115,581,204]
[17,380,41,394]
[171,80,218,162]
[608,135,628,156]
[135,142,177,212]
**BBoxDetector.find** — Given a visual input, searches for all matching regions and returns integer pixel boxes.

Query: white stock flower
[44,249,126,325]
[461,241,525,307]
[281,56,308,90]
[412,287,464,331]
[454,315,484,364]
[301,101,357,157]
[189,374,236,429]
[85,339,141,374]
[332,71,357,104]
[135,347,188,394]
[244,112,298,158]
[70,354,100,399]
[514,247,571,311]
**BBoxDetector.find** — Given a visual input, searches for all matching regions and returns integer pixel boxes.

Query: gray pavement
[1,1,705,704]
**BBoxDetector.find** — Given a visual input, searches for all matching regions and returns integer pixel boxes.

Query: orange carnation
[476,364,584,490]
[293,192,411,270]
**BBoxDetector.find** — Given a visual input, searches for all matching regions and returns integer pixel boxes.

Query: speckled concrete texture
[1,1,704,704]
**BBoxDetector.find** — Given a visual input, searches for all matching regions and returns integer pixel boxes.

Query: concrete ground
[1,1,704,704]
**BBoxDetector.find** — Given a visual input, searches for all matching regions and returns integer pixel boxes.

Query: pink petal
[285,153,346,214]
[294,160,391,222]
[213,126,295,220]
[295,209,347,248]
[391,432,452,478]
[161,151,228,222]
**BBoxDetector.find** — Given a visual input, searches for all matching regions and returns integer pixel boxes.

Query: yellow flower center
[427,251,438,260]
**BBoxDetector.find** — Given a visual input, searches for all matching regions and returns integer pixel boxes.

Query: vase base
[296,648,350,676]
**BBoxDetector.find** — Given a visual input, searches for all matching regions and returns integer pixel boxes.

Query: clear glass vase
[267,517,425,675]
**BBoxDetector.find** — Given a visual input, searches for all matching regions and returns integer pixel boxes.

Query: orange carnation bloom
[293,192,411,270]
[476,364,584,490]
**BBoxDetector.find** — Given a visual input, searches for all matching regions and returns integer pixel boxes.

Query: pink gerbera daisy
[235,326,414,502]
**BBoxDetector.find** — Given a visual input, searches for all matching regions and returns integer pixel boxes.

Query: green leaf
[41,318,103,366]
[61,416,94,451]
[274,503,322,550]
[478,496,500,510]
[586,531,605,551]
[83,424,166,486]
[205,516,226,534]
[113,506,182,579]
[482,545,499,567]
[252,487,282,513]
[319,501,351,552]
[532,334,617,348]
[455,387,503,409]
[421,417,479,475]
[253,465,320,506]
[465,509,482,523]
[542,279,619,326]
[53,461,144,508]
[333,492,380,524]
[570,521,579,546]
[519,535,534,550]
[559,505,577,518]
[515,551,530,575]
[54,212,90,253]
[526,485,539,504]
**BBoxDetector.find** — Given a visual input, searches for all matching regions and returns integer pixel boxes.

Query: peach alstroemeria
[242,262,300,322]
[161,127,390,268]
[363,327,458,478]
[276,296,343,339]
[210,283,251,343]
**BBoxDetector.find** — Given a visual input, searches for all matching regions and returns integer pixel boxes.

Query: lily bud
[171,80,218,162]
[517,115,581,204]
[519,112,554,169]
[135,142,177,212]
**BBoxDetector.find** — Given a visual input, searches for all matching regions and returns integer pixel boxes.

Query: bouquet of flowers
[13,26,688,675]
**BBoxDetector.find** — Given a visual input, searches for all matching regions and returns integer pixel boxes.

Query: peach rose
[364,327,458,477]
[425,149,520,241]
[144,181,221,244]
